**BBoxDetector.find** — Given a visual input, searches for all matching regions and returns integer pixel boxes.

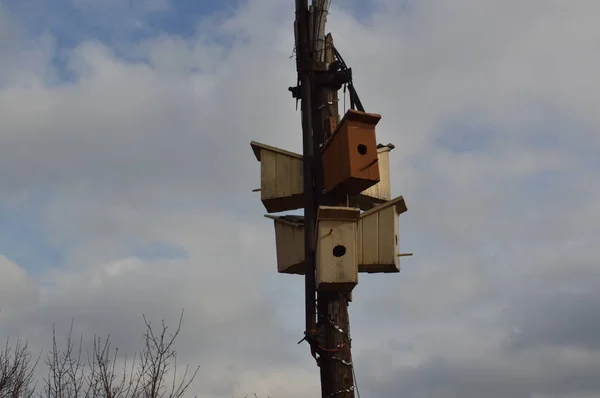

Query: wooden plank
[251,141,302,161]
[316,220,357,291]
[268,215,305,274]
[378,149,391,199]
[357,215,364,264]
[264,214,303,228]
[275,152,293,198]
[360,212,379,264]
[361,195,407,218]
[343,109,382,125]
[317,206,360,221]
[261,150,277,200]
[368,146,391,200]
[290,157,303,195]
[335,222,357,285]
[378,205,396,265]
[290,224,305,268]
[275,222,287,271]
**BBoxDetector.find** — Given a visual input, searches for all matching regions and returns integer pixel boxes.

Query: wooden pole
[296,1,356,397]
[315,43,356,398]
[295,0,318,343]
[310,2,356,397]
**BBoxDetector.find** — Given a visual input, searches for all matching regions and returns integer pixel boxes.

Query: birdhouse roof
[250,141,302,161]
[264,214,305,227]
[376,143,395,152]
[317,206,361,221]
[340,109,382,126]
[360,196,407,218]
[250,140,391,161]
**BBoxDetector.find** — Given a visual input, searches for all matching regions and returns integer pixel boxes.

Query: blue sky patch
[0,189,64,277]
[3,0,240,83]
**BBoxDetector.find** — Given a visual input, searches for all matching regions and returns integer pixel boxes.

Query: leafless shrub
[2,310,199,398]
[0,337,39,398]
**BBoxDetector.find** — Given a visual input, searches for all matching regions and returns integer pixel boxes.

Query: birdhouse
[251,141,304,213]
[321,109,381,196]
[357,196,408,273]
[264,214,305,274]
[349,143,394,210]
[316,206,360,292]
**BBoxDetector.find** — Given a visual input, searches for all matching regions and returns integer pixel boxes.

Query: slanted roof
[360,196,407,218]
[250,140,392,161]
[264,214,305,227]
[317,206,361,222]
[250,141,302,161]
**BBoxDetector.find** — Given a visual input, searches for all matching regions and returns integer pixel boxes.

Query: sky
[1,0,600,397]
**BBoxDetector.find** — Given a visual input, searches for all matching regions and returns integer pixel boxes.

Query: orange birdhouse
[321,109,381,196]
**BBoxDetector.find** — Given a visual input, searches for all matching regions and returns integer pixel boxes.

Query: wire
[343,83,347,114]
[352,364,361,398]
[333,46,365,112]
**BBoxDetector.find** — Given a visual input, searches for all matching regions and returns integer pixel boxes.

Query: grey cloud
[361,352,600,398]
[503,288,600,352]
[2,0,600,397]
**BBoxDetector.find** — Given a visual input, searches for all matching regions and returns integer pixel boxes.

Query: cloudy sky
[1,0,600,396]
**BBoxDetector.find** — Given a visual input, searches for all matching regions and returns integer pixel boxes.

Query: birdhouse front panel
[321,110,382,196]
[357,196,407,273]
[251,141,304,213]
[317,220,358,292]
[316,206,360,292]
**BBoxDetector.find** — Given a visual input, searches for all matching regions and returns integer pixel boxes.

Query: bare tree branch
[0,338,39,398]
[3,310,198,398]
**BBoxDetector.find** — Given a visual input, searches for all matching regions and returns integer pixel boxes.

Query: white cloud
[0,256,39,319]
[1,0,600,397]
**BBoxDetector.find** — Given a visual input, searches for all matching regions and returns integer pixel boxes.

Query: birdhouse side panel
[290,157,303,197]
[274,152,293,198]
[260,150,304,213]
[377,205,399,267]
[351,148,391,210]
[274,221,305,274]
[260,150,277,201]
[357,203,400,273]
[361,148,390,201]
[357,218,363,264]
[359,211,380,265]
[316,220,358,291]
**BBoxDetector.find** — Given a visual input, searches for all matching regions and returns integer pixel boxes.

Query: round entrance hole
[332,245,347,257]
[357,144,368,155]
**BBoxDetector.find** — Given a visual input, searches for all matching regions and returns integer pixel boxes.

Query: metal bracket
[315,67,352,91]
[288,85,302,99]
